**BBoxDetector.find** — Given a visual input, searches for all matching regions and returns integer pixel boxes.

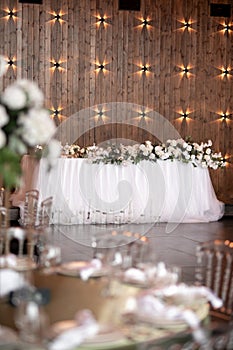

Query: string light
[8,59,14,66]
[98,64,104,70]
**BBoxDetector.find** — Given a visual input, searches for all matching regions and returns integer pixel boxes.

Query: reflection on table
[35,158,224,225]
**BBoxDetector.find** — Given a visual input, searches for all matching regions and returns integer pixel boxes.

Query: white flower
[170,140,177,147]
[205,148,211,155]
[46,139,61,167]
[18,108,56,146]
[207,140,212,147]
[183,142,188,149]
[1,84,27,110]
[204,155,210,161]
[186,145,192,152]
[16,79,44,107]
[191,155,196,161]
[149,153,155,159]
[0,56,7,77]
[154,145,163,152]
[139,144,146,151]
[0,129,6,148]
[0,105,9,127]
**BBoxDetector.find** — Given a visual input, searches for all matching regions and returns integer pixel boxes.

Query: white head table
[33,158,224,225]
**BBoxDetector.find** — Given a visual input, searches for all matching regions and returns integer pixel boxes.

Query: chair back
[5,227,26,257]
[38,196,53,228]
[195,239,233,320]
[22,189,39,228]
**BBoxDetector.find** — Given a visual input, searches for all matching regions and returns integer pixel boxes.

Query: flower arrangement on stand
[0,55,60,203]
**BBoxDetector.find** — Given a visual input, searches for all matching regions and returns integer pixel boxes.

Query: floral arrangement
[62,143,88,158]
[0,55,60,188]
[63,138,225,170]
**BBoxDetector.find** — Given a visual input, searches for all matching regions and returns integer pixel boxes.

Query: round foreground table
[0,270,204,350]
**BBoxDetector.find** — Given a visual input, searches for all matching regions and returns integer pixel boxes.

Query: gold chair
[20,189,39,229]
[195,239,233,321]
[195,239,233,349]
[38,196,53,229]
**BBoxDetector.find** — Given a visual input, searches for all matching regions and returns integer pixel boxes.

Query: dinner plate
[122,302,209,331]
[12,258,37,272]
[49,321,126,346]
[57,261,109,278]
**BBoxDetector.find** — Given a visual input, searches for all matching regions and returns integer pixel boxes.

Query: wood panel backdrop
[0,0,232,204]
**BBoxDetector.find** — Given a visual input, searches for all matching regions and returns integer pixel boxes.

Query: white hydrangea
[1,84,27,110]
[16,79,44,108]
[0,105,9,127]
[18,108,56,146]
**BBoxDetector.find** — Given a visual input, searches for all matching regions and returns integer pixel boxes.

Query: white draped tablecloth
[34,158,224,225]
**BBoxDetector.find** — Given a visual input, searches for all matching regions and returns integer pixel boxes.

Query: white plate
[49,321,125,345]
[57,261,109,278]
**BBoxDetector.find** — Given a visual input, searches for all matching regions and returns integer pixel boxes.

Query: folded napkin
[122,262,179,287]
[153,284,223,309]
[79,258,103,281]
[0,268,29,297]
[48,310,99,350]
[0,254,17,268]
[123,268,147,284]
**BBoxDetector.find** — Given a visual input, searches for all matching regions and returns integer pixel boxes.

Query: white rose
[205,148,211,155]
[191,154,195,160]
[139,144,146,151]
[186,145,192,152]
[171,140,177,147]
[204,154,210,161]
[207,140,212,147]
[143,149,149,156]
[145,140,152,146]
[154,145,162,152]
[0,105,9,127]
[18,108,56,146]
[0,129,6,148]
[149,153,155,159]
[1,85,27,110]
[183,142,188,149]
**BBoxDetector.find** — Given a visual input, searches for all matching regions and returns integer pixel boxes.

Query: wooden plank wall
[0,0,232,203]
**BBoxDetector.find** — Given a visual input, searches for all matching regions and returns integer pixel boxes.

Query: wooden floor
[50,216,233,284]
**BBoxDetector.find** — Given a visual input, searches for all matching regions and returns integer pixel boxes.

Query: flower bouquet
[0,55,60,191]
